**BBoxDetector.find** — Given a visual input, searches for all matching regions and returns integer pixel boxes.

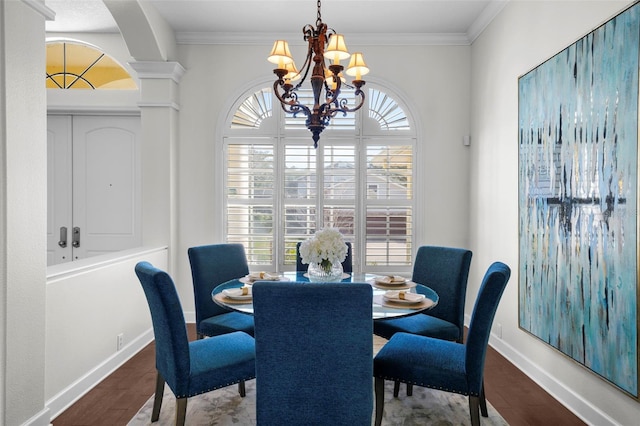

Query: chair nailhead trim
[377,376,471,396]
[174,375,256,398]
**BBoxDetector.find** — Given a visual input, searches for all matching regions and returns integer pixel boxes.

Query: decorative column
[129,61,185,272]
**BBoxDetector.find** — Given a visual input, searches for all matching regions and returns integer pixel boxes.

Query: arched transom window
[46,41,136,89]
[224,85,416,274]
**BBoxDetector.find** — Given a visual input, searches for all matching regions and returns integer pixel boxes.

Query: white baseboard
[46,328,154,421]
[464,314,618,426]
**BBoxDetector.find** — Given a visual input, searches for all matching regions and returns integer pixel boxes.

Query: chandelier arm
[272,80,312,116]
[323,88,366,115]
[303,24,315,41]
[341,89,367,113]
[284,103,312,118]
[280,99,312,117]
[321,64,345,107]
[339,81,356,90]
[293,42,315,91]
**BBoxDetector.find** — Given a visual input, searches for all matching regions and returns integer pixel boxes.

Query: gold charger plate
[369,280,417,290]
[214,292,253,304]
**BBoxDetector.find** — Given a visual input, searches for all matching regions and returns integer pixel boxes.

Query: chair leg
[393,380,400,397]
[238,380,246,397]
[406,383,413,396]
[469,395,480,426]
[479,382,488,417]
[151,372,165,422]
[175,397,187,426]
[374,377,385,426]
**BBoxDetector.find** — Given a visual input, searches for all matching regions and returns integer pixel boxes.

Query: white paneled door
[47,115,141,265]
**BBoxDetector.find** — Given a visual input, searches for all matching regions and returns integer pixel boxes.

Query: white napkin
[223,286,252,298]
[247,272,280,282]
[376,275,407,284]
[383,290,425,303]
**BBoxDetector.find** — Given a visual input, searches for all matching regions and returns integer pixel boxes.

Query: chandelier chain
[316,0,322,27]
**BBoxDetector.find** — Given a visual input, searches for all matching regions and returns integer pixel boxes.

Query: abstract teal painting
[518,2,639,398]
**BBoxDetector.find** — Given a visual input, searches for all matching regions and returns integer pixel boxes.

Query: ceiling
[44,0,507,44]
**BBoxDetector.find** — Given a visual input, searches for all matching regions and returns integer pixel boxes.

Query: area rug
[128,380,507,426]
[129,337,509,425]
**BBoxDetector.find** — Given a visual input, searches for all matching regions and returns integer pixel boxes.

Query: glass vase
[307,260,343,282]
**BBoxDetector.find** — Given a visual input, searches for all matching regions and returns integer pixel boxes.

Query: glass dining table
[212,271,439,320]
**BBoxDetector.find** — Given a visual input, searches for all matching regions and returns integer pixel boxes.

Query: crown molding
[340,33,472,46]
[22,0,56,21]
[176,31,472,46]
[173,0,513,48]
[467,0,510,43]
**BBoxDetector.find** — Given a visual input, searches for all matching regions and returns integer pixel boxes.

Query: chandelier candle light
[299,228,348,282]
[268,0,370,148]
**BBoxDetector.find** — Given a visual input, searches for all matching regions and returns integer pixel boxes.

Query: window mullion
[316,143,324,230]
[356,137,366,272]
[274,138,284,270]
[275,105,284,270]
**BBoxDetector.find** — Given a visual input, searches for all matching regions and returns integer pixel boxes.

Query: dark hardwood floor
[482,345,585,425]
[52,324,585,425]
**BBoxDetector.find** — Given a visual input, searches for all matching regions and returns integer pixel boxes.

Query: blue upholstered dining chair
[252,281,373,425]
[374,245,472,343]
[373,262,511,426]
[373,245,472,397]
[134,261,256,426]
[296,241,353,273]
[188,244,254,339]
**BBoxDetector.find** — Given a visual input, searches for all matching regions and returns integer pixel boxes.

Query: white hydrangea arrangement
[299,227,347,272]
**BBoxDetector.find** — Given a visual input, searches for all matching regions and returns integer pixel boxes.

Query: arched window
[368,88,411,130]
[231,89,272,128]
[46,40,136,89]
[224,85,415,274]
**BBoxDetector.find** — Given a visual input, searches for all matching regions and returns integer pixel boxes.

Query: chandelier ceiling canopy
[268,0,369,148]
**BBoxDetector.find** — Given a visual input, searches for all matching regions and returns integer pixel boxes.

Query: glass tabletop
[212,271,439,320]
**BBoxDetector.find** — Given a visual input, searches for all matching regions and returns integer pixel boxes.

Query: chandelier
[268,0,369,148]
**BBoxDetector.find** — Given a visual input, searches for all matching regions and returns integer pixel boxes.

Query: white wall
[45,246,167,419]
[470,1,639,424]
[1,1,48,425]
[173,43,473,309]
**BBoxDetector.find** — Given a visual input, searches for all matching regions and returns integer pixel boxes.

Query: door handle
[58,226,68,248]
[72,227,80,248]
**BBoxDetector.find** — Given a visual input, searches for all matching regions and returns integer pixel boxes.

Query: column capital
[129,61,186,83]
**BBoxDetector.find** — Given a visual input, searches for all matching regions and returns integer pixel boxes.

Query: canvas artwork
[518,3,639,397]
